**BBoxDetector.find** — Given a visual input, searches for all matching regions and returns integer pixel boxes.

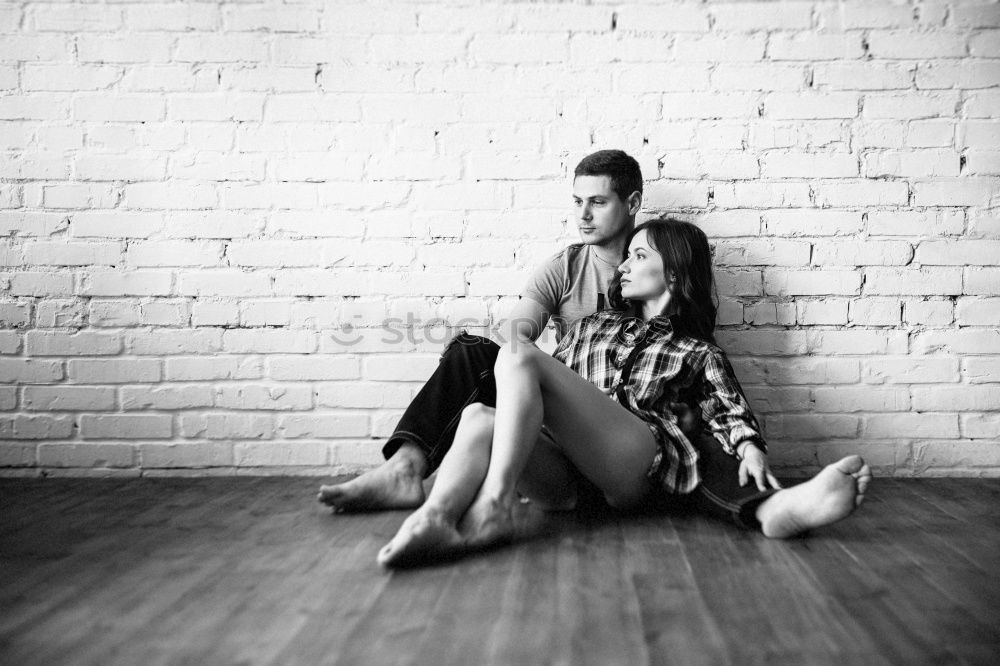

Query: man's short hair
[573,150,643,203]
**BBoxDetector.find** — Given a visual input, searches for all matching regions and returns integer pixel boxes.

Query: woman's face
[618,229,671,303]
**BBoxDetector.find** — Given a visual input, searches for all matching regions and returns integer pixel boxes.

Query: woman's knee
[459,402,495,429]
[495,341,541,377]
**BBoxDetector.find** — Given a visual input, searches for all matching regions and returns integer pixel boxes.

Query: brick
[660,93,757,120]
[370,34,467,63]
[642,180,709,208]
[674,34,766,61]
[906,120,955,147]
[912,440,1000,471]
[234,441,327,467]
[713,240,809,267]
[79,414,171,440]
[0,359,64,383]
[37,444,134,468]
[0,35,71,62]
[769,33,864,60]
[277,413,369,439]
[23,387,116,411]
[913,386,1000,411]
[971,30,1000,56]
[0,330,19,353]
[74,155,168,181]
[214,384,313,410]
[175,35,268,62]
[865,356,960,384]
[966,90,1000,118]
[863,92,959,119]
[615,3,709,31]
[168,95,264,122]
[25,331,121,356]
[124,329,224,355]
[715,269,764,297]
[867,210,964,236]
[0,302,30,327]
[77,35,173,63]
[469,34,567,64]
[763,210,863,237]
[761,152,858,178]
[222,5,319,31]
[961,414,1000,438]
[222,330,316,354]
[41,183,120,209]
[765,414,859,440]
[903,298,955,325]
[126,241,221,268]
[743,301,795,326]
[24,241,122,267]
[917,61,1000,89]
[913,329,1000,354]
[866,31,967,59]
[813,241,913,266]
[272,36,367,64]
[81,271,173,297]
[950,5,1000,28]
[67,359,160,384]
[764,270,862,296]
[711,64,806,91]
[0,95,70,120]
[165,356,262,381]
[140,443,233,468]
[121,385,214,411]
[814,387,911,413]
[711,2,812,31]
[177,271,272,297]
[221,183,319,209]
[127,3,219,31]
[864,414,959,439]
[32,5,122,31]
[764,93,859,119]
[957,298,1000,325]
[316,381,415,409]
[0,443,36,467]
[962,355,1000,384]
[961,120,1000,148]
[796,299,849,325]
[70,212,164,238]
[917,241,1000,266]
[8,272,73,297]
[808,330,907,355]
[913,178,999,206]
[965,150,1000,175]
[0,415,74,440]
[852,120,906,148]
[23,65,121,92]
[180,414,273,440]
[266,355,360,381]
[864,149,960,177]
[817,180,912,207]
[849,298,902,326]
[167,212,263,239]
[731,357,859,385]
[192,300,239,326]
[812,62,915,90]
[0,153,71,180]
[716,330,809,356]
[89,299,189,328]
[124,183,217,211]
[742,386,811,413]
[714,182,811,208]
[695,211,761,237]
[865,267,963,296]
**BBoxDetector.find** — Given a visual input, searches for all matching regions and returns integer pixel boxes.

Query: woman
[377,219,871,567]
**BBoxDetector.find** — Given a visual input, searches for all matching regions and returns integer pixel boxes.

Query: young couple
[319,150,871,568]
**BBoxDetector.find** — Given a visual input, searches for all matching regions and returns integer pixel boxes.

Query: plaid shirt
[552,309,767,495]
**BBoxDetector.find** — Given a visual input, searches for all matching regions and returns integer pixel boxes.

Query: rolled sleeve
[699,349,767,457]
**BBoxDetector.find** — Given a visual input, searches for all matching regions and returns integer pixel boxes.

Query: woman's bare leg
[377,404,493,567]
[461,343,659,548]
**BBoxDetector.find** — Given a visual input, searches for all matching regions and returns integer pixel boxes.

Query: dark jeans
[382,333,501,472]
[383,333,776,531]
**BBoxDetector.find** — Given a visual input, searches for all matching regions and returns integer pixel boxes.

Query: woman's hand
[737,443,782,491]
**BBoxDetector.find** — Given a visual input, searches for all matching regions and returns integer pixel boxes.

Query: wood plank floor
[1,477,998,665]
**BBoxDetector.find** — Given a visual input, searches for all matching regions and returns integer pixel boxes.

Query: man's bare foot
[317,448,426,512]
[756,455,872,539]
[459,491,516,550]
[377,507,464,568]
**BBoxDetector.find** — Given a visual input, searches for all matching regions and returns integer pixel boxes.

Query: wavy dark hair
[574,150,643,203]
[607,218,718,344]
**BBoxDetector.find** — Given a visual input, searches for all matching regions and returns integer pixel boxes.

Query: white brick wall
[1,0,998,477]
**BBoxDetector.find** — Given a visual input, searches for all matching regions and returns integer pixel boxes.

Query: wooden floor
[1,477,998,666]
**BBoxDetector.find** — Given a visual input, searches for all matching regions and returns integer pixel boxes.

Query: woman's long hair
[607,218,718,344]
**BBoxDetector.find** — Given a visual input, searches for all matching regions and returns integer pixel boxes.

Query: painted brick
[913,329,1000,354]
[814,387,911,413]
[913,178,999,206]
[763,210,863,237]
[23,386,116,411]
[165,356,263,382]
[37,444,134,468]
[277,413,369,439]
[864,414,959,439]
[865,357,960,384]
[765,414,859,440]
[140,442,234,468]
[965,268,1000,295]
[796,299,849,325]
[917,241,1000,266]
[864,268,963,295]
[912,386,1000,411]
[961,414,1000,439]
[214,384,313,410]
[904,299,955,326]
[849,298,902,326]
[80,414,172,439]
[267,355,361,381]
[764,270,862,296]
[867,210,965,236]
[180,413,273,440]
[957,298,1000,325]
[234,441,327,467]
[121,386,214,411]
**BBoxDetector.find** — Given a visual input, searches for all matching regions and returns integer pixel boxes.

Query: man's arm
[498,297,551,345]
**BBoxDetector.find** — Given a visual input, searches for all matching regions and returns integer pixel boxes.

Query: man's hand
[737,443,782,491]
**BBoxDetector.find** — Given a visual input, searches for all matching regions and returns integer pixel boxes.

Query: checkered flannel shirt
[552,309,767,495]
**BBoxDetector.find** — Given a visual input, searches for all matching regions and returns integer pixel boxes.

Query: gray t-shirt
[521,244,619,341]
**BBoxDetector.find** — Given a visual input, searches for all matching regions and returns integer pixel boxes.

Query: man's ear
[627,190,642,216]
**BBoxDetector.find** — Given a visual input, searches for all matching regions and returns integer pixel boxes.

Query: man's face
[572,175,636,247]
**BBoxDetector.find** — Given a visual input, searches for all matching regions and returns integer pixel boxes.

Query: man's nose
[579,203,591,220]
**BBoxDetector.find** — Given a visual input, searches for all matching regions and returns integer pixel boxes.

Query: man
[319,150,644,511]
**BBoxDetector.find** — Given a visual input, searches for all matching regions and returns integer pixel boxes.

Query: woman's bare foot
[459,491,516,550]
[317,446,427,512]
[756,455,872,539]
[377,507,464,568]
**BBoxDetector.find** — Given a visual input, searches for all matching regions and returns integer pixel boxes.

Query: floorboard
[1,477,998,665]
